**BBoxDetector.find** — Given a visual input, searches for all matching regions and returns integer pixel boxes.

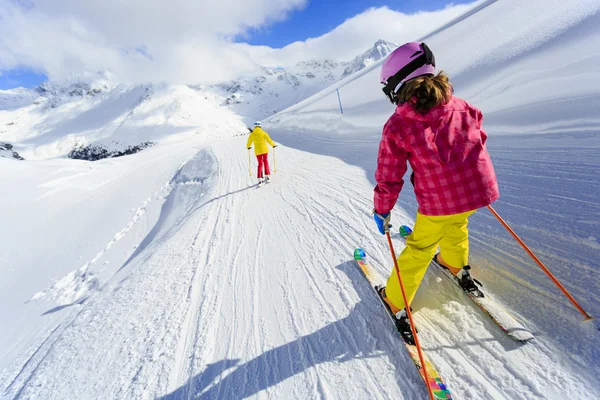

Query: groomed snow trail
[2,138,599,399]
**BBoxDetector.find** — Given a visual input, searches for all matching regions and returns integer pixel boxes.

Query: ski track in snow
[2,138,599,400]
[3,2,600,397]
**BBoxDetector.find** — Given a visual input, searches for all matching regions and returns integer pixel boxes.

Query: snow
[2,0,600,399]
[341,40,398,79]
[269,0,600,137]
[264,0,600,397]
[209,40,397,122]
[0,82,248,393]
[0,80,246,160]
[0,88,40,111]
[0,142,22,160]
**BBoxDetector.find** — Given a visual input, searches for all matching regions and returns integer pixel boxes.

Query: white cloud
[248,4,480,68]
[0,1,478,85]
[0,0,307,84]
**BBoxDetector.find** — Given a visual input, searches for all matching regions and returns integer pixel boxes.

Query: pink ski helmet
[381,42,436,104]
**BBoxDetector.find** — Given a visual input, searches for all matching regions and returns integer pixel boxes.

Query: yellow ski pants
[386,209,476,310]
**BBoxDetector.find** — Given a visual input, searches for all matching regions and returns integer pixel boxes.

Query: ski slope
[2,139,597,399]
[2,0,600,399]
[268,0,600,322]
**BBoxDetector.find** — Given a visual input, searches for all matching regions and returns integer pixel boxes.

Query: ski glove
[247,147,252,150]
[373,209,391,235]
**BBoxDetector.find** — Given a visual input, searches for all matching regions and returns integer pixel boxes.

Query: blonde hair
[397,71,452,113]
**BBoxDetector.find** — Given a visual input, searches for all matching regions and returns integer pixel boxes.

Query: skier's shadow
[159,261,425,400]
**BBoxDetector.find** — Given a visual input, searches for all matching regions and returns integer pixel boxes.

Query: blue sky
[244,0,474,48]
[0,69,48,90]
[0,0,474,90]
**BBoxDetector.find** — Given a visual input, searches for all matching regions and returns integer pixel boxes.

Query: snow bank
[268,0,600,137]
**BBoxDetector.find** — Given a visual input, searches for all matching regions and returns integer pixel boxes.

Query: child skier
[372,42,499,342]
[247,121,277,185]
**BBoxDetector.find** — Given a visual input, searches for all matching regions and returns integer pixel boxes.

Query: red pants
[256,153,270,178]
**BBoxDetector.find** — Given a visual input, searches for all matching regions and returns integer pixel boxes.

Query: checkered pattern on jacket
[374,96,499,216]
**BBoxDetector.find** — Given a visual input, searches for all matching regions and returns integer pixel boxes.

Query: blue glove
[373,210,391,235]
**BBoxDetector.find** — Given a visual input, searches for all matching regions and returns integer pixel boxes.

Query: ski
[354,248,453,400]
[431,255,534,342]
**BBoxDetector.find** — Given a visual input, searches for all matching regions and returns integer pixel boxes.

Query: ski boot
[456,265,484,298]
[434,254,484,298]
[378,287,416,345]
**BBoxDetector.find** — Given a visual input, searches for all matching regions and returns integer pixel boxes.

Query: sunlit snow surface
[1,0,600,399]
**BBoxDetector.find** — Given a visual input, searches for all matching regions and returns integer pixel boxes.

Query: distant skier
[372,42,499,337]
[247,121,277,184]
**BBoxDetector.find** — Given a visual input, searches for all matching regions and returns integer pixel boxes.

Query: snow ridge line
[167,145,236,397]
[1,150,205,398]
[29,151,202,306]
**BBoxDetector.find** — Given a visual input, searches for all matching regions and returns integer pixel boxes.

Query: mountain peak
[372,39,396,48]
[341,39,398,78]
[213,39,398,119]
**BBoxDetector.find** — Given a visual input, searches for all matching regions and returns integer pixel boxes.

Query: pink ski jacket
[374,96,499,216]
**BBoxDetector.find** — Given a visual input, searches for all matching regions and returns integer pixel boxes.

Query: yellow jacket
[247,127,275,155]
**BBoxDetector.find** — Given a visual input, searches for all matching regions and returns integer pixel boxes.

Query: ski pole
[248,149,252,177]
[487,205,594,322]
[385,231,435,400]
[273,146,277,173]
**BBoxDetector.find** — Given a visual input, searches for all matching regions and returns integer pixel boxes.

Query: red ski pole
[487,205,594,322]
[385,231,435,400]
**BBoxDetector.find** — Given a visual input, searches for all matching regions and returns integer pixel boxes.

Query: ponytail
[397,71,452,113]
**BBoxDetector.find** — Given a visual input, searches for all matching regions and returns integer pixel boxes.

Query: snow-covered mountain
[0,142,23,160]
[0,40,396,160]
[0,87,41,110]
[211,40,397,121]
[0,76,247,160]
[341,39,397,78]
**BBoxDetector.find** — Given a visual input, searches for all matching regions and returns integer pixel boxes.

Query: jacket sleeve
[373,119,408,214]
[264,131,276,147]
[246,131,254,148]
